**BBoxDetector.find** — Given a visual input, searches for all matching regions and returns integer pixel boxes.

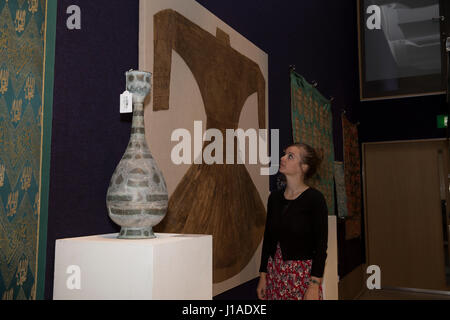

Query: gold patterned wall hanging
[0,0,48,300]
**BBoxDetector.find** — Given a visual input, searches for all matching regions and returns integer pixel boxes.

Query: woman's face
[279,145,306,176]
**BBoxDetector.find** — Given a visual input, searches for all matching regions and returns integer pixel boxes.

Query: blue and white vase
[106,70,168,239]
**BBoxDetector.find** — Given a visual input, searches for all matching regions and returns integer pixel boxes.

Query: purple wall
[45,0,139,299]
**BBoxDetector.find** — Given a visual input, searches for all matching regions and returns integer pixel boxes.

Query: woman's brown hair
[290,142,324,180]
[276,142,324,189]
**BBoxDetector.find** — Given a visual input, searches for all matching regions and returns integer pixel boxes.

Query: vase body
[106,70,168,239]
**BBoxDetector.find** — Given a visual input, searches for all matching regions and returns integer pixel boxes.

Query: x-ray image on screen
[365,0,441,82]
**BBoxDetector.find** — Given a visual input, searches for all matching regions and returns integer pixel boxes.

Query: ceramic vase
[106,70,168,239]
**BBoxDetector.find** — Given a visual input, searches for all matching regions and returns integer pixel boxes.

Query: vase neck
[131,102,146,138]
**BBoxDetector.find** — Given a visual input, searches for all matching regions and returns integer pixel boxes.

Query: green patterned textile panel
[290,71,335,216]
[0,0,56,300]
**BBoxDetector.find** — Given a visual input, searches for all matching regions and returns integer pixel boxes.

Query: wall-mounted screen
[358,0,448,101]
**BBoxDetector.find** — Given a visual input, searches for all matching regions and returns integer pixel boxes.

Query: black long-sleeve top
[259,187,328,278]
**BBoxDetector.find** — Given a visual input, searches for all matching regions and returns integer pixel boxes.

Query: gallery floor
[355,288,450,300]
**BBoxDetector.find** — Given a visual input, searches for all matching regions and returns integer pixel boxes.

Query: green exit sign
[437,115,448,129]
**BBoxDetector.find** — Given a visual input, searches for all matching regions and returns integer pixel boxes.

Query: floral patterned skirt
[266,243,323,300]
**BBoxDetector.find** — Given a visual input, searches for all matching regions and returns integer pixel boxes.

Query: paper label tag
[120,91,133,113]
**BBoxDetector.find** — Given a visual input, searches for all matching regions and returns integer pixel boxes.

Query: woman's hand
[304,283,320,300]
[256,273,267,300]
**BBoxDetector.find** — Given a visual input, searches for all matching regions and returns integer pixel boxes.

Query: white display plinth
[323,216,339,300]
[53,233,212,300]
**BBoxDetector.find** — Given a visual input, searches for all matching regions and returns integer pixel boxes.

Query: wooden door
[363,139,449,291]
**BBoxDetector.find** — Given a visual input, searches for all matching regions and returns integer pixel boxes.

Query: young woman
[257,143,328,300]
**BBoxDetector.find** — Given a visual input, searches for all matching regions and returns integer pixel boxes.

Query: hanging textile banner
[0,0,56,300]
[334,161,348,219]
[290,71,335,216]
[342,114,362,240]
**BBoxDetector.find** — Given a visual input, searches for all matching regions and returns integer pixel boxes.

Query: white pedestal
[323,216,339,300]
[53,233,212,300]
